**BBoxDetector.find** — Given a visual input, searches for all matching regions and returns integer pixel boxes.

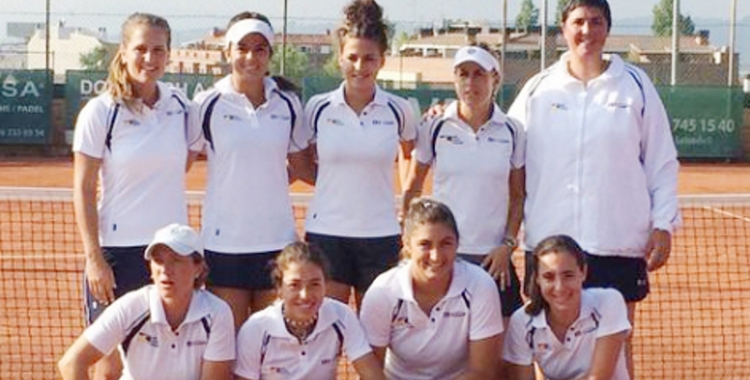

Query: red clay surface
[2,157,750,194]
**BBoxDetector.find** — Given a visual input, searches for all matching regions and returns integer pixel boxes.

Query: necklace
[283,306,318,342]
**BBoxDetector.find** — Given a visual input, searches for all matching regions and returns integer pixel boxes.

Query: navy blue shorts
[583,253,649,302]
[205,250,280,290]
[84,246,151,324]
[459,254,524,317]
[305,232,400,292]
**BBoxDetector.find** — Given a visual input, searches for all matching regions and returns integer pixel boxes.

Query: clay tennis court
[1,158,749,379]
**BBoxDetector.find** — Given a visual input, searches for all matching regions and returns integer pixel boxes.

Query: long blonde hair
[107,13,171,111]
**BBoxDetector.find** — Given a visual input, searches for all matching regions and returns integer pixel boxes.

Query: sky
[1,0,747,40]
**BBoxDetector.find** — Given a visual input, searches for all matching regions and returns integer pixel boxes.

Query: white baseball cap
[453,46,500,73]
[224,18,275,48]
[144,223,204,260]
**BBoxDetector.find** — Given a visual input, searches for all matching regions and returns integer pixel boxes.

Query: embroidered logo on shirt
[223,114,241,121]
[124,119,141,126]
[166,109,184,116]
[137,332,159,347]
[442,311,467,318]
[327,118,345,126]
[607,102,630,109]
[321,358,337,365]
[487,136,510,144]
[270,114,291,121]
[439,134,464,145]
[186,340,207,347]
[550,103,568,111]
[372,119,395,126]
[266,367,291,375]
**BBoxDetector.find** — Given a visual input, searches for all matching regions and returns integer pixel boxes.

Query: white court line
[702,205,750,223]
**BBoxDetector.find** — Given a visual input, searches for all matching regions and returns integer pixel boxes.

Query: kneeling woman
[360,198,504,380]
[503,235,631,380]
[58,224,236,380]
[234,242,385,380]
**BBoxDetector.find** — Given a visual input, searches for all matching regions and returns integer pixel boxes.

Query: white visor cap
[453,46,499,73]
[144,223,204,260]
[225,19,274,48]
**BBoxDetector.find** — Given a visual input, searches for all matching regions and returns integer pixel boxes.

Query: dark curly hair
[335,0,389,54]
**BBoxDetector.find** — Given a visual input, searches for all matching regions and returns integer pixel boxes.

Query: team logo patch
[124,119,141,126]
[439,134,464,145]
[327,118,345,126]
[186,340,207,347]
[550,103,568,111]
[223,114,241,121]
[137,332,159,347]
[372,119,395,126]
[166,109,184,116]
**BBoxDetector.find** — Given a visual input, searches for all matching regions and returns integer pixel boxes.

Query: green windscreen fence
[0,69,52,145]
[303,78,746,160]
[658,86,744,159]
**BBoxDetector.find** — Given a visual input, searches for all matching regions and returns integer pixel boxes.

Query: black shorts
[583,253,650,302]
[84,246,151,324]
[306,232,400,292]
[205,250,280,291]
[459,254,523,317]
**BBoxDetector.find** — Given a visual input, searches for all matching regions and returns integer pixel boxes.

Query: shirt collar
[330,82,388,108]
[552,52,625,86]
[443,101,508,129]
[396,259,470,302]
[264,298,341,341]
[214,75,279,104]
[147,286,211,327]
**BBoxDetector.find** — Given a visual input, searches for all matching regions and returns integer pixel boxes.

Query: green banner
[0,70,52,144]
[658,86,744,159]
[65,71,217,130]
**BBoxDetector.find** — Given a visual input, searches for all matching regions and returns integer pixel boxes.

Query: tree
[270,45,310,85]
[555,0,568,25]
[516,0,539,32]
[652,0,695,36]
[79,45,115,71]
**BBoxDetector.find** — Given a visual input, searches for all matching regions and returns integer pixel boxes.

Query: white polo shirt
[360,259,504,380]
[415,101,525,255]
[193,76,309,253]
[235,298,372,380]
[303,84,417,237]
[84,285,236,380]
[508,53,680,257]
[503,288,631,380]
[73,82,202,247]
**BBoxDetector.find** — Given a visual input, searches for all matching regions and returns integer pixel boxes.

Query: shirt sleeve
[359,280,393,348]
[234,316,264,380]
[507,77,535,130]
[413,116,437,165]
[340,305,374,361]
[286,92,310,153]
[501,308,534,365]
[595,289,632,338]
[302,95,325,145]
[507,115,526,169]
[72,97,110,158]
[468,267,504,341]
[638,72,681,233]
[396,96,418,142]
[203,298,236,362]
[186,98,204,153]
[83,296,129,356]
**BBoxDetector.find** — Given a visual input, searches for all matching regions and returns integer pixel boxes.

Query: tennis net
[1,188,748,379]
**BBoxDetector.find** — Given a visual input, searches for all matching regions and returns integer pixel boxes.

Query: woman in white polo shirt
[503,235,631,380]
[403,43,525,324]
[192,11,312,330]
[302,0,417,306]
[58,224,236,380]
[72,13,201,378]
[235,241,385,380]
[360,198,504,380]
[508,0,679,375]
